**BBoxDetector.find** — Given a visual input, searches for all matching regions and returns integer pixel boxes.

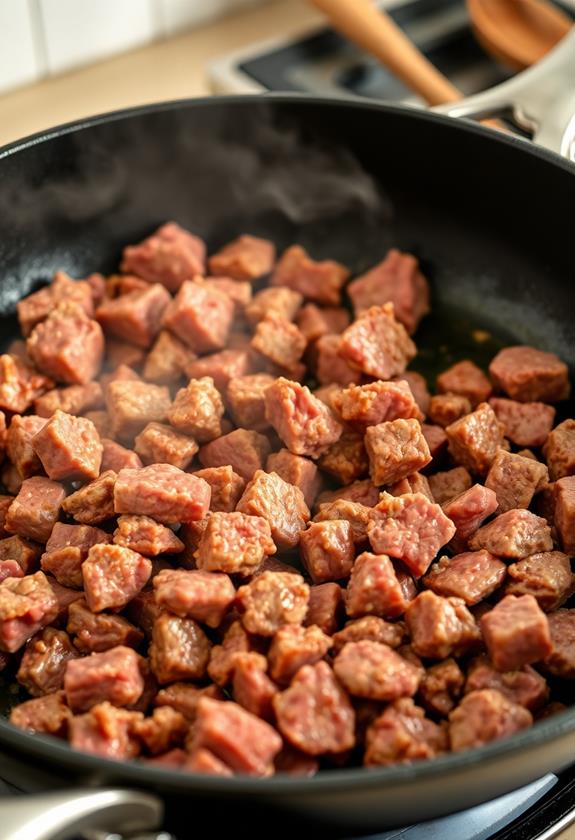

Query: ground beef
[208,234,275,282]
[266,449,321,508]
[436,360,492,407]
[299,520,355,584]
[464,655,549,712]
[231,651,278,720]
[0,354,53,414]
[504,551,575,612]
[106,380,171,442]
[296,303,349,342]
[338,304,416,380]
[62,470,116,525]
[304,582,344,637]
[485,449,548,514]
[41,523,111,588]
[347,249,430,334]
[543,419,575,481]
[334,641,421,701]
[143,330,196,384]
[489,346,570,403]
[265,377,343,458]
[227,374,275,432]
[490,398,555,447]
[345,552,411,620]
[10,689,71,736]
[114,464,211,524]
[121,222,205,291]
[480,595,552,671]
[82,544,151,612]
[418,658,464,716]
[424,550,507,605]
[332,616,406,654]
[64,646,145,712]
[199,428,271,482]
[316,433,368,485]
[268,624,332,685]
[163,280,234,353]
[5,227,575,777]
[6,414,47,478]
[96,283,171,348]
[190,697,282,776]
[554,476,575,554]
[541,610,575,679]
[113,515,184,556]
[236,469,310,550]
[100,439,143,472]
[194,511,276,575]
[251,313,307,370]
[271,245,349,307]
[246,286,303,325]
[442,483,498,551]
[365,418,431,486]
[367,493,456,579]
[236,571,310,637]
[32,410,102,481]
[446,402,504,476]
[17,272,94,337]
[168,376,225,443]
[5,477,66,543]
[333,380,421,434]
[67,598,143,653]
[469,509,553,558]
[448,689,532,751]
[17,627,80,697]
[273,661,355,755]
[364,698,447,766]
[428,394,472,427]
[134,422,198,470]
[149,612,211,684]
[27,306,104,386]
[405,591,480,660]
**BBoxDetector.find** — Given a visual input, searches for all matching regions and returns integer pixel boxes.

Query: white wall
[0,0,269,95]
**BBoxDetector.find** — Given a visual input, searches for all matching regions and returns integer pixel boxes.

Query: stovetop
[208,0,574,112]
[1,762,575,840]
[209,0,513,101]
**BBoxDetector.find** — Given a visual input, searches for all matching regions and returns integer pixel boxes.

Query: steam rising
[0,100,393,306]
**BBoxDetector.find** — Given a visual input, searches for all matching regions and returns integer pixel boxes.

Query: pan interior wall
[0,98,573,374]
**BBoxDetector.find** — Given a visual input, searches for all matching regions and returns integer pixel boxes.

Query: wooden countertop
[0,0,321,147]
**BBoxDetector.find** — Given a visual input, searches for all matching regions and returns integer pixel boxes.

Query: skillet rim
[0,92,574,793]
[0,90,574,175]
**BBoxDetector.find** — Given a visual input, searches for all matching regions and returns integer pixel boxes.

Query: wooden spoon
[467,0,572,72]
[310,0,461,105]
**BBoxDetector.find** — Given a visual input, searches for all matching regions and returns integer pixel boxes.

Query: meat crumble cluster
[0,221,574,777]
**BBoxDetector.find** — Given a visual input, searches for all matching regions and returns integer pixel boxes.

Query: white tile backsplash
[0,0,270,96]
[38,0,156,74]
[0,0,41,95]
[156,0,231,36]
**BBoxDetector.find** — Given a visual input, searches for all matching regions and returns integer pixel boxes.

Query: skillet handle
[0,788,163,840]
[434,29,575,160]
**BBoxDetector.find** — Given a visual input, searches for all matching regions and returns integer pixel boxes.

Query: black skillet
[0,39,575,840]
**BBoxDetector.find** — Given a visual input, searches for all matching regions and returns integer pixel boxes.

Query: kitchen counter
[0,0,321,147]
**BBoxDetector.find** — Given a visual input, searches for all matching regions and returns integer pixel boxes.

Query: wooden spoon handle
[310,0,462,105]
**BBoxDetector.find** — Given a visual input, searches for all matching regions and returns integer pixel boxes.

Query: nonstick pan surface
[0,94,574,833]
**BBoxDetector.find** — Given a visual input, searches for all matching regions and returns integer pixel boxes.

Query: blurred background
[0,0,573,147]
[0,0,314,145]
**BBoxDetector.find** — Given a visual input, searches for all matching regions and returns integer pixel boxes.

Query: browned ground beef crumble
[2,222,574,777]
